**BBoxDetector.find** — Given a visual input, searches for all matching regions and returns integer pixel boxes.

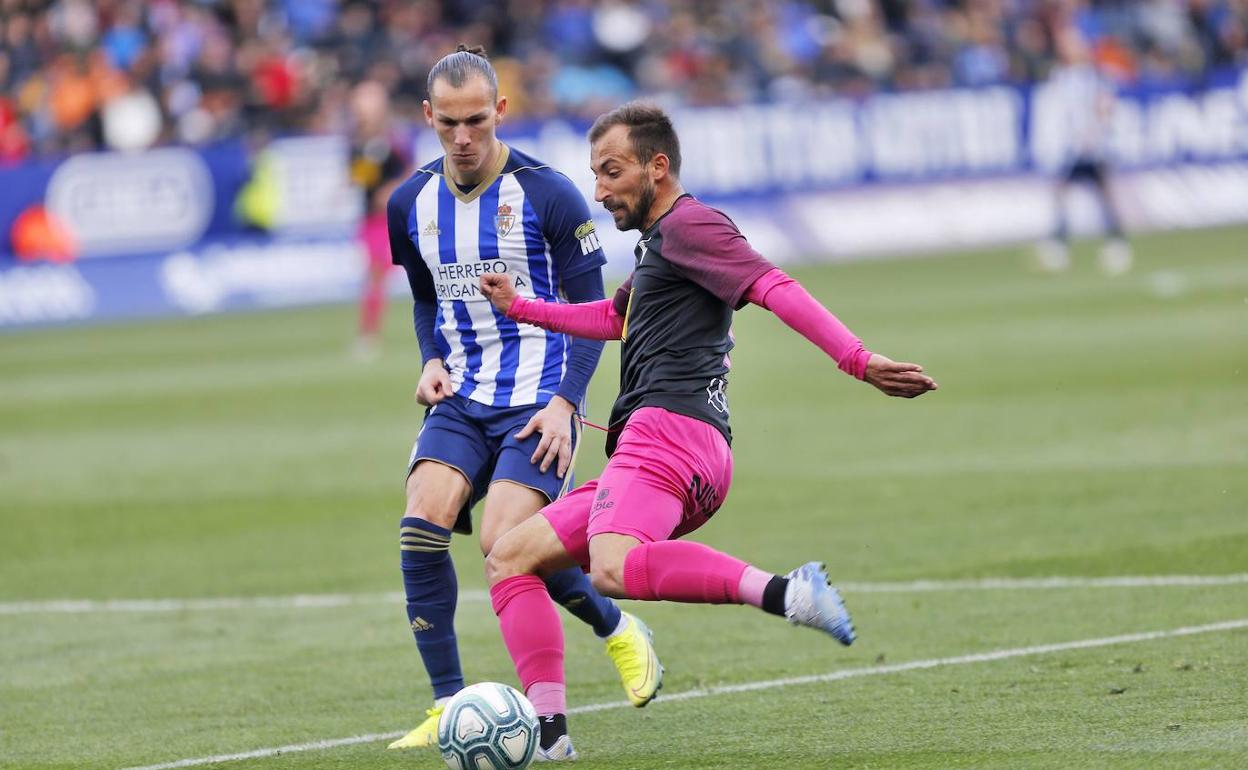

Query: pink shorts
[542,406,734,569]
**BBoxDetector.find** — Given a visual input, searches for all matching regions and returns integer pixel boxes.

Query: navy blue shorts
[407,394,578,535]
[1064,158,1107,185]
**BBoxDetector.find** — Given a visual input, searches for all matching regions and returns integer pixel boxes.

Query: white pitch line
[842,573,1248,592]
[118,732,406,770]
[5,574,1248,615]
[0,593,412,615]
[119,617,1248,770]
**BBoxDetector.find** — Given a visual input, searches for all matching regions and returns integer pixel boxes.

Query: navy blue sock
[543,566,623,638]
[1096,185,1125,238]
[400,517,463,700]
[1054,206,1069,242]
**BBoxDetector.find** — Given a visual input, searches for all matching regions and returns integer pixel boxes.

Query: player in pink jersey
[477,102,937,754]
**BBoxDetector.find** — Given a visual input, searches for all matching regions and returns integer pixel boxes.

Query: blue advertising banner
[0,236,367,327]
[476,67,1248,200]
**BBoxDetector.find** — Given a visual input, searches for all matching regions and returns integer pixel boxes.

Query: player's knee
[477,530,498,558]
[589,559,626,598]
[474,526,504,556]
[402,462,467,531]
[478,507,526,558]
[402,499,457,531]
[484,535,527,585]
[402,484,459,532]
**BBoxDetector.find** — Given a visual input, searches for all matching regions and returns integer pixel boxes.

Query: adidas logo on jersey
[422,219,441,237]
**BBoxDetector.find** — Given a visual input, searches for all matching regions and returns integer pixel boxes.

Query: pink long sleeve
[744,268,873,380]
[507,296,625,341]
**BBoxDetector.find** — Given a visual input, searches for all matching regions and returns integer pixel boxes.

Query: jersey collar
[642,192,692,236]
[442,143,511,204]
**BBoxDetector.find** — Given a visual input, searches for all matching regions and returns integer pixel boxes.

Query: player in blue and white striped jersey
[384,47,660,760]
[1035,28,1132,275]
[395,141,602,412]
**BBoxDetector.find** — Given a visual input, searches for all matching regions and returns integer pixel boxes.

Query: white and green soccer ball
[438,682,540,770]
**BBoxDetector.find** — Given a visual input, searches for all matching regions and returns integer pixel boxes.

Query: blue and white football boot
[533,734,578,762]
[784,562,856,645]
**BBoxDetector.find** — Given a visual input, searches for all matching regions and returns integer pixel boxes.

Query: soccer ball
[438,682,540,770]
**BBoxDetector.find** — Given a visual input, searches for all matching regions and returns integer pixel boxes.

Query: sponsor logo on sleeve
[575,220,601,255]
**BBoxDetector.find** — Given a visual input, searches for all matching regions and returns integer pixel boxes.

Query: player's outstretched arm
[479,274,624,340]
[745,268,937,398]
[863,354,938,399]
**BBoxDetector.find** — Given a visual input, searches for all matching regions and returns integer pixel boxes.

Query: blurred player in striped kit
[384,47,660,758]
[1036,27,1133,275]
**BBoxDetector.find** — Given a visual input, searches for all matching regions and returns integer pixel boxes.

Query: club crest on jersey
[575,219,601,255]
[495,203,516,237]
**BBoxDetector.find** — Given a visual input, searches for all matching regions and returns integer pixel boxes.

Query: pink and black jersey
[606,194,773,455]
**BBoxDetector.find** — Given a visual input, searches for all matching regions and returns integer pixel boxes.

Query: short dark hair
[427,45,498,101]
[588,102,681,177]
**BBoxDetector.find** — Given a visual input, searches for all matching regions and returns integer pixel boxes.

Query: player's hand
[864,354,938,398]
[415,359,453,406]
[516,396,576,478]
[479,274,518,315]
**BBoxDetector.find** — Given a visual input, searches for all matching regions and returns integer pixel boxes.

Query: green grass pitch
[2,227,1246,769]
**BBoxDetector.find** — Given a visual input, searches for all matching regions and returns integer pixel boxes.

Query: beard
[613,178,656,232]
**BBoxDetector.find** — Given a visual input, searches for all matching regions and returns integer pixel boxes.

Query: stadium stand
[2,0,1246,160]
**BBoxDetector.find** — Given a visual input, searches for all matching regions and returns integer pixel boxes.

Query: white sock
[603,613,630,640]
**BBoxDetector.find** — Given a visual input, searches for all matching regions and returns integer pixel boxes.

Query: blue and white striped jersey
[388,145,607,408]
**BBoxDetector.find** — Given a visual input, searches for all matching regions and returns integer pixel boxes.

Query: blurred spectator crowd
[2,0,1246,162]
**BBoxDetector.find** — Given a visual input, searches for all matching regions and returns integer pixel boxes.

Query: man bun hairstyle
[588,101,681,177]
[427,44,498,101]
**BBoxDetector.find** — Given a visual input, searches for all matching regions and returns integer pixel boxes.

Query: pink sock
[490,575,565,713]
[737,565,774,609]
[621,541,751,604]
[526,681,566,717]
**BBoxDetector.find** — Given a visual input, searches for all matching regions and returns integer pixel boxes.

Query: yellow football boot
[386,705,443,749]
[604,612,663,707]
